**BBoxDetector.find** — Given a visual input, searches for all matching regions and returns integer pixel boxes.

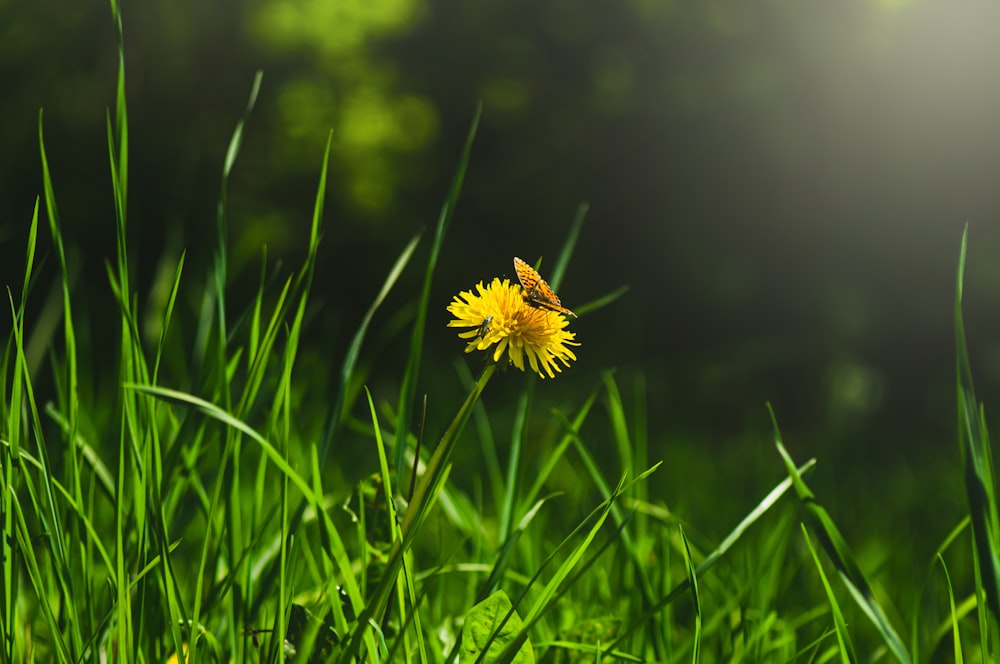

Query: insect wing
[513,256,577,318]
[513,257,541,293]
[530,296,576,318]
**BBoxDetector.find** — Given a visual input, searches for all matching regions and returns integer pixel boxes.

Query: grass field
[4,2,1000,662]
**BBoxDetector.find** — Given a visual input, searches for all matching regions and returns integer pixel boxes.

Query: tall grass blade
[801,524,855,662]
[393,104,482,480]
[547,201,587,291]
[26,118,91,660]
[771,406,911,663]
[3,205,38,661]
[953,225,1000,628]
[678,525,702,663]
[938,554,965,662]
[322,233,420,465]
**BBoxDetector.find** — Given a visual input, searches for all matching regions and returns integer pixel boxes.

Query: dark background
[4,0,1000,537]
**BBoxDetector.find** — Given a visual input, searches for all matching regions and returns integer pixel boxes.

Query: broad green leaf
[460,590,534,664]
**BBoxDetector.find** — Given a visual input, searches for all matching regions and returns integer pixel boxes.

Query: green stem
[402,362,496,537]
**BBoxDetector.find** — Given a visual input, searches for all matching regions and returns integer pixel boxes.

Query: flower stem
[402,362,496,537]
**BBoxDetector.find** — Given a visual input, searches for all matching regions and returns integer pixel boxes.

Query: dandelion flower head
[447,277,579,379]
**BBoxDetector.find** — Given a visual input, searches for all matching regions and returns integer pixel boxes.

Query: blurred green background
[4,0,1000,549]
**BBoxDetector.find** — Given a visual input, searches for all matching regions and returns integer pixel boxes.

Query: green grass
[4,2,1000,663]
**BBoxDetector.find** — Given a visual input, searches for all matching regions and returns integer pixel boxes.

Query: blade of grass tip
[260,129,330,434]
[769,405,911,664]
[106,1,129,331]
[319,233,420,467]
[954,225,1000,625]
[151,252,186,384]
[367,383,401,550]
[801,524,856,663]
[268,127,331,431]
[8,232,87,658]
[267,128,330,434]
[632,372,649,511]
[38,110,80,462]
[911,517,969,659]
[4,211,37,661]
[9,200,39,458]
[603,372,633,486]
[393,103,482,481]
[547,201,588,291]
[576,284,629,319]
[41,109,103,653]
[296,128,331,289]
[236,275,292,413]
[108,0,127,227]
[602,457,815,657]
[937,553,965,663]
[38,109,82,512]
[211,72,262,416]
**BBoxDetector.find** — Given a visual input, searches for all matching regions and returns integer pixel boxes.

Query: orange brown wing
[513,256,577,318]
[513,257,541,292]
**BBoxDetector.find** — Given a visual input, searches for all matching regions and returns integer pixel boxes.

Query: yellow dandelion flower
[447,277,580,379]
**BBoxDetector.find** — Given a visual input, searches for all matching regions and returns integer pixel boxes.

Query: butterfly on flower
[513,256,577,318]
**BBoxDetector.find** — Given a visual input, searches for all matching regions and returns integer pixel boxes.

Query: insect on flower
[448,277,580,379]
[513,256,577,318]
[478,315,494,339]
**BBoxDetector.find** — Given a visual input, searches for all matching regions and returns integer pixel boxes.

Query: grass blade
[954,225,1000,630]
[801,524,855,662]
[771,406,911,663]
[393,104,482,480]
[603,457,813,656]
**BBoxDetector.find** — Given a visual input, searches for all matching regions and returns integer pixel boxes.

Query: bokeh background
[5,0,1000,556]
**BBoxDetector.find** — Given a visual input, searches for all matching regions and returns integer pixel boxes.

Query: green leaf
[460,590,534,664]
